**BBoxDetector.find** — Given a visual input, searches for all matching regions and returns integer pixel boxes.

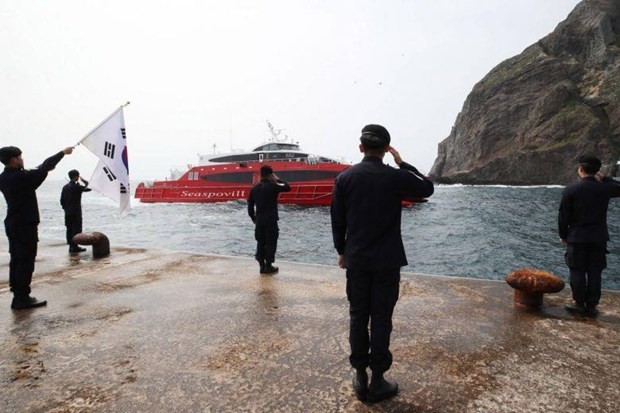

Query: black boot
[257,259,265,274]
[11,296,47,310]
[368,372,398,403]
[564,302,586,315]
[352,368,368,401]
[584,304,599,318]
[262,264,279,275]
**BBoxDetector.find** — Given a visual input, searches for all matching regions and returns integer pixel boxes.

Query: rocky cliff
[430,0,620,185]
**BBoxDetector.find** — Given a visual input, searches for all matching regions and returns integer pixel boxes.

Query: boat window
[211,154,259,163]
[276,170,341,182]
[269,152,307,160]
[200,172,254,183]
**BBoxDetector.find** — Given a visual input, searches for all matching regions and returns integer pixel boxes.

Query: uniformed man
[0,146,74,310]
[60,169,92,253]
[248,165,291,274]
[559,155,620,317]
[331,124,434,403]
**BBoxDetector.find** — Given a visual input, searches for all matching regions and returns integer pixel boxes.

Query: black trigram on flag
[121,128,126,140]
[120,183,129,194]
[104,141,116,159]
[103,166,117,182]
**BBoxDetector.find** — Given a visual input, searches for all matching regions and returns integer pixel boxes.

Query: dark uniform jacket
[331,156,434,271]
[61,181,91,216]
[248,178,291,225]
[0,151,65,230]
[558,176,620,243]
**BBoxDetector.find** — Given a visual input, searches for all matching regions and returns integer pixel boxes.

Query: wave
[438,184,564,189]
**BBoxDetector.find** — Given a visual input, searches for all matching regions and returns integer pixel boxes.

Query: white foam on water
[438,184,564,189]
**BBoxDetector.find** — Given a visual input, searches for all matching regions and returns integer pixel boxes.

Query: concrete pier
[1,239,619,413]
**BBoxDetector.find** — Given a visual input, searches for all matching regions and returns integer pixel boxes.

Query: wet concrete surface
[1,238,619,413]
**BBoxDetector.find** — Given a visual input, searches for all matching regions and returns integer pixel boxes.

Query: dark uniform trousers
[6,223,38,298]
[346,268,400,373]
[255,222,279,265]
[565,242,607,307]
[65,213,83,250]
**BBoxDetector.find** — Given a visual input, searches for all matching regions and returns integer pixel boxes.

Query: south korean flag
[79,105,130,215]
[90,160,131,214]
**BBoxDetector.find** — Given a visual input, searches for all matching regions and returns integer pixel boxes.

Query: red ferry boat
[135,125,351,206]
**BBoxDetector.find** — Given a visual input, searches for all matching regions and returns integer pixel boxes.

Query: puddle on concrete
[95,308,132,322]
[44,385,110,413]
[114,247,148,254]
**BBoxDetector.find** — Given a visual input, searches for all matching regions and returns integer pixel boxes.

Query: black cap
[0,146,22,165]
[578,155,602,172]
[260,165,273,177]
[68,169,80,179]
[360,124,390,149]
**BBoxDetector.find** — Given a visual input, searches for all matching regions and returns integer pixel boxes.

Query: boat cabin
[198,141,341,166]
[252,142,300,152]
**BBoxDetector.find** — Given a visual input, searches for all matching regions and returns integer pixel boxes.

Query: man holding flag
[0,146,74,310]
[0,102,130,310]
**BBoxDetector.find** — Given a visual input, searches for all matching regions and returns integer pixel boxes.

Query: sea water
[3,181,619,290]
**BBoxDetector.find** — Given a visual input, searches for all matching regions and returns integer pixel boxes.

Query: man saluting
[248,165,291,274]
[331,124,434,402]
[61,169,92,253]
[559,155,620,317]
[0,146,74,310]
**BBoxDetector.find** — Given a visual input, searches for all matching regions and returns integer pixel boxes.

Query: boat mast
[229,111,233,151]
[266,120,299,145]
[266,120,285,143]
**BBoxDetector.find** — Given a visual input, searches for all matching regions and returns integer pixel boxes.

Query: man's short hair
[68,169,80,179]
[360,124,390,150]
[578,155,602,174]
[0,146,22,165]
[260,165,273,177]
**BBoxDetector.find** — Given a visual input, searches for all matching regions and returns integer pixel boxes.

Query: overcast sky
[1,0,581,180]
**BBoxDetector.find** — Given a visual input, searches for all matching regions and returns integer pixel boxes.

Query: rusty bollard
[72,232,110,259]
[505,268,564,310]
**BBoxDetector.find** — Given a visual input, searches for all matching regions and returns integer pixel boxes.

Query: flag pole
[74,101,130,147]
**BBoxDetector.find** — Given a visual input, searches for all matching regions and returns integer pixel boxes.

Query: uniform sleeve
[60,186,68,209]
[330,177,347,255]
[397,162,435,198]
[602,176,620,198]
[275,179,291,193]
[247,187,256,222]
[80,179,92,192]
[558,187,571,241]
[25,151,65,190]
